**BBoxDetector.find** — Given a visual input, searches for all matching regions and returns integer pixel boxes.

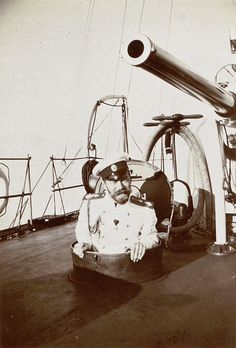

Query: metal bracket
[208,242,236,256]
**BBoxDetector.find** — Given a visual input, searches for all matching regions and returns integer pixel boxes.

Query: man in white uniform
[74,154,160,262]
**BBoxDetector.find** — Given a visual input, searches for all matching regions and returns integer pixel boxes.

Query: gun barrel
[123,34,236,119]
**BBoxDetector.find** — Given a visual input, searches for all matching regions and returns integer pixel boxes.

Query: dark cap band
[99,160,129,180]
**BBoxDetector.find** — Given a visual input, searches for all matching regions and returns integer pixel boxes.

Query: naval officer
[74,154,160,262]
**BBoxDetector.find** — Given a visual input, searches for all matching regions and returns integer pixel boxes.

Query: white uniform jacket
[75,193,159,253]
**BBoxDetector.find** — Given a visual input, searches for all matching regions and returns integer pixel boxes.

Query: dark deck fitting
[1,222,236,348]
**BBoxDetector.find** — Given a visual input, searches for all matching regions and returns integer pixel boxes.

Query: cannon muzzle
[122,34,236,120]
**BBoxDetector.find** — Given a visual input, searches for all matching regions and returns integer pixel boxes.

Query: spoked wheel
[144,120,214,237]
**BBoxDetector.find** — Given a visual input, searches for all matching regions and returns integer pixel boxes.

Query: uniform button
[102,246,105,249]
[125,237,128,241]
[126,225,129,228]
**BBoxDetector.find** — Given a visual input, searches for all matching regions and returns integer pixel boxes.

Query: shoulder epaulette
[130,195,154,208]
[84,192,105,200]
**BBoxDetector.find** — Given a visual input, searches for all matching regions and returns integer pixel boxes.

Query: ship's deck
[1,222,236,348]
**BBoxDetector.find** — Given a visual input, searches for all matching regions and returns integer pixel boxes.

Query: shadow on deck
[1,222,236,347]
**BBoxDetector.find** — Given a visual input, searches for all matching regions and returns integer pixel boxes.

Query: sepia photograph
[1,1,236,347]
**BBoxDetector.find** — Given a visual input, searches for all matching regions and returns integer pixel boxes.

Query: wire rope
[113,0,128,95]
[31,160,51,193]
[52,160,66,215]
[93,99,120,133]
[53,148,83,183]
[127,0,145,97]
[128,129,143,154]
[9,200,28,228]
[42,194,53,217]
[104,109,114,157]
[63,0,96,158]
[100,100,122,107]
[126,68,133,98]
[138,0,146,32]
[157,0,174,115]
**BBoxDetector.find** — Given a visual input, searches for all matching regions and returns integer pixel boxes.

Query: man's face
[103,171,131,204]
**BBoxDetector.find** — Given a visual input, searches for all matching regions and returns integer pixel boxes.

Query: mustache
[113,189,129,196]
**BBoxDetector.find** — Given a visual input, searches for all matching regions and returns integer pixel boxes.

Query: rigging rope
[157,0,174,115]
[52,160,66,215]
[128,129,143,154]
[126,68,133,98]
[42,194,53,217]
[63,0,95,159]
[53,148,83,184]
[166,0,174,50]
[138,0,146,32]
[32,160,51,193]
[127,0,146,97]
[126,0,149,154]
[113,0,128,95]
[93,99,120,133]
[105,108,115,157]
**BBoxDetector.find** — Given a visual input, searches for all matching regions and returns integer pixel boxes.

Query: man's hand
[74,242,91,258]
[129,242,146,262]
